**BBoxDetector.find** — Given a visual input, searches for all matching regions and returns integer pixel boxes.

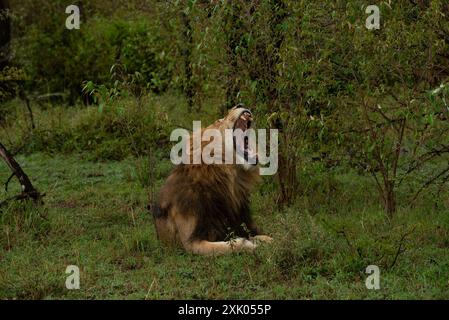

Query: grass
[0,152,448,299]
[0,97,448,299]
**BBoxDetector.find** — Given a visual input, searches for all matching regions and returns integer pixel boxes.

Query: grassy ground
[1,151,448,299]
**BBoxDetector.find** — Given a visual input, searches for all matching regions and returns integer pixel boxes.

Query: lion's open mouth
[233,111,258,164]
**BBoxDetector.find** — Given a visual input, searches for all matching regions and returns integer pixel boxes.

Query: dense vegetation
[0,0,449,299]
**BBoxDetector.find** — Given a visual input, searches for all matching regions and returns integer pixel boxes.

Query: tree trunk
[384,180,396,218]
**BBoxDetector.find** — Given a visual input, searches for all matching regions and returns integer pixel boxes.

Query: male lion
[153,105,272,255]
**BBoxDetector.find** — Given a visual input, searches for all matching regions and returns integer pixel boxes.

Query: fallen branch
[4,172,14,191]
[0,141,43,207]
[0,190,42,207]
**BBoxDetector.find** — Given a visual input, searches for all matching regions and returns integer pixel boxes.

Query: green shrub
[16,14,175,103]
[5,99,172,161]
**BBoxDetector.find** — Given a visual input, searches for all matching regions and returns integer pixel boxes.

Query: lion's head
[193,104,258,169]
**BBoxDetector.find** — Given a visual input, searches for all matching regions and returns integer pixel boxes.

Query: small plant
[110,64,147,109]
[82,79,120,113]
[134,155,156,189]
[339,85,449,217]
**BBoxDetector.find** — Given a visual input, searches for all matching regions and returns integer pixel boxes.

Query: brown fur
[153,107,272,255]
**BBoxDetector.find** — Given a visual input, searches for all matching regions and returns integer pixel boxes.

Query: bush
[15,12,175,103]
[6,98,172,161]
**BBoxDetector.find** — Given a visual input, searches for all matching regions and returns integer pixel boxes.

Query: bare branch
[389,226,416,269]
[411,165,449,203]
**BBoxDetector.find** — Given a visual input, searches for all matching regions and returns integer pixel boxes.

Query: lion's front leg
[186,238,257,255]
[250,235,273,243]
[173,212,257,255]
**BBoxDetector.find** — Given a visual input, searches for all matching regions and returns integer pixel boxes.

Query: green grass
[1,152,448,299]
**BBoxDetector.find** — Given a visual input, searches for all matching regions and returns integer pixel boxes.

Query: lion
[153,105,272,255]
